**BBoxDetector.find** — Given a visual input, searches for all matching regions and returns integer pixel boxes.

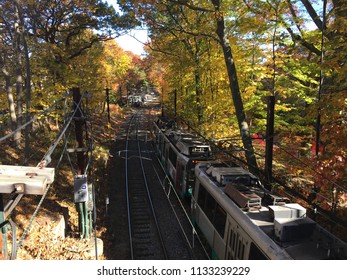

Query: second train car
[153,117,214,199]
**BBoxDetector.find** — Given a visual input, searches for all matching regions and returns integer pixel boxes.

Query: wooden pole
[72,88,89,238]
[265,95,275,190]
[72,88,85,175]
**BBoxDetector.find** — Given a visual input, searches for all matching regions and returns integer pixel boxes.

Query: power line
[37,97,84,168]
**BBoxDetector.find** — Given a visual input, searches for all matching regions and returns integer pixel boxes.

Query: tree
[100,39,131,94]
[209,0,259,174]
[0,0,21,146]
[0,0,136,134]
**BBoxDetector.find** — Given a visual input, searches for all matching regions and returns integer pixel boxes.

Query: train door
[225,218,246,260]
[164,142,169,168]
[186,161,195,198]
[176,159,186,198]
[160,135,166,161]
[167,146,177,181]
[156,133,161,156]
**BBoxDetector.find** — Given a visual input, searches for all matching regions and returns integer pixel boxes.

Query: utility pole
[72,88,86,175]
[265,95,275,190]
[72,88,90,239]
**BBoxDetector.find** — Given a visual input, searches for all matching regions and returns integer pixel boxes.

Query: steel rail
[149,142,210,259]
[125,114,135,259]
[136,114,168,259]
[125,111,169,259]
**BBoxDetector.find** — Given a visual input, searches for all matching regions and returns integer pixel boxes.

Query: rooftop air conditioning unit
[274,217,316,242]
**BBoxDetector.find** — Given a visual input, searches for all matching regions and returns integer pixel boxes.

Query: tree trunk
[5,75,21,146]
[1,55,19,145]
[194,67,203,124]
[193,39,203,125]
[14,1,23,147]
[15,0,32,163]
[211,0,259,174]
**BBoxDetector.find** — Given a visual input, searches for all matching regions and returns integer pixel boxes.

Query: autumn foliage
[1,0,346,258]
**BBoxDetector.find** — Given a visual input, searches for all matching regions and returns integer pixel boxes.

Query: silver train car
[192,161,347,259]
[153,117,214,199]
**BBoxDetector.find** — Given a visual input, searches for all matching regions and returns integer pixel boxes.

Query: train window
[197,184,226,238]
[177,164,185,191]
[205,191,215,222]
[158,136,163,153]
[214,205,226,238]
[164,144,168,158]
[168,147,177,167]
[249,242,267,260]
[186,163,195,182]
[197,184,206,207]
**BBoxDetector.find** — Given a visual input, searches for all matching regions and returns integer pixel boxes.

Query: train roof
[195,162,347,260]
[165,129,212,157]
[154,118,212,157]
[155,116,176,131]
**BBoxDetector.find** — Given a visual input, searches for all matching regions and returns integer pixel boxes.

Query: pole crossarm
[0,165,55,196]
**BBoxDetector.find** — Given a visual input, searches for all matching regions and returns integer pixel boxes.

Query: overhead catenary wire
[14,129,70,256]
[83,120,94,176]
[64,125,78,175]
[9,97,75,255]
[38,96,85,167]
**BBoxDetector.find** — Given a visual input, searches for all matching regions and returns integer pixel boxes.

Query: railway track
[105,104,207,260]
[125,113,167,259]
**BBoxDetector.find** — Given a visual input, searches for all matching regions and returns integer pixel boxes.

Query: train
[153,116,347,260]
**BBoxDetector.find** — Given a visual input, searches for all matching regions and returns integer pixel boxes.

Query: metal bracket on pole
[0,165,55,195]
[0,165,55,259]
